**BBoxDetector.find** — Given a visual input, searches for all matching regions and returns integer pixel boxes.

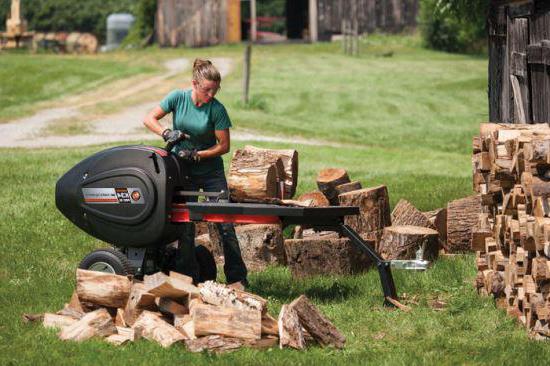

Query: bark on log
[391,199,434,228]
[191,303,262,340]
[338,185,392,242]
[199,280,267,314]
[59,308,116,342]
[447,195,482,253]
[335,181,362,196]
[317,168,351,205]
[284,238,372,278]
[132,310,185,347]
[228,148,284,201]
[378,225,439,260]
[76,269,132,308]
[185,335,245,353]
[244,145,299,198]
[289,295,345,349]
[278,304,305,350]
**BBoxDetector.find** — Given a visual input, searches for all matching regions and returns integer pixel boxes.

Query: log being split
[317,168,351,205]
[228,148,285,201]
[244,145,299,198]
[378,225,439,260]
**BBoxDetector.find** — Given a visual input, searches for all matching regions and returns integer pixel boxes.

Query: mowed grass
[0,53,156,121]
[2,142,550,365]
[2,35,550,364]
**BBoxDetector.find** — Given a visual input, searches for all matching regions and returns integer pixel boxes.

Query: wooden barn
[156,0,418,47]
[489,0,550,124]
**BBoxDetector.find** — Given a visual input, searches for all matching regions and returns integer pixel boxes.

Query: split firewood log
[144,271,199,298]
[288,295,345,349]
[278,304,305,350]
[123,282,156,327]
[199,281,267,314]
[59,308,116,342]
[76,269,132,308]
[378,225,439,260]
[244,145,299,199]
[191,302,262,340]
[447,195,482,253]
[132,310,185,347]
[43,313,78,329]
[317,168,351,205]
[228,148,285,201]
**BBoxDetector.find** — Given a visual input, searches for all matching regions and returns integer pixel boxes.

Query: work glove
[177,149,201,163]
[162,129,185,144]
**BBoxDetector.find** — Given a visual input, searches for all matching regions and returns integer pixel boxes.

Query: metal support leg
[339,224,397,306]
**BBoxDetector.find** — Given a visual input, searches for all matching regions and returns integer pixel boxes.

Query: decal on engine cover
[82,188,145,204]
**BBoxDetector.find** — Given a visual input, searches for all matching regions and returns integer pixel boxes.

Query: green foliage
[419,0,489,53]
[0,0,136,42]
[122,0,157,47]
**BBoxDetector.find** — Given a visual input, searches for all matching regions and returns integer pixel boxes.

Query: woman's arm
[143,105,168,136]
[197,129,230,160]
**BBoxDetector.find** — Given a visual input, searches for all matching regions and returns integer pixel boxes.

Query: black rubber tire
[79,248,133,276]
[195,245,217,282]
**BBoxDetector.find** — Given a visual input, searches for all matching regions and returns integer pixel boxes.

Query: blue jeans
[176,169,248,284]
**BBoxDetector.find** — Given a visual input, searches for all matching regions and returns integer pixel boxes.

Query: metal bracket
[125,247,147,275]
[339,224,397,306]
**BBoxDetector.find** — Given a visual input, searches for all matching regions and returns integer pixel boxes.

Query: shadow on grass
[248,267,362,304]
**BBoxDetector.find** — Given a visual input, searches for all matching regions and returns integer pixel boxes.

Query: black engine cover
[56,145,185,248]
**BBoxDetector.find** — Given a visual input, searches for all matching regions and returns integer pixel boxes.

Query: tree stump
[391,199,434,228]
[316,168,350,205]
[447,195,482,253]
[228,148,284,201]
[338,185,392,243]
[284,238,372,278]
[244,145,298,199]
[378,225,439,260]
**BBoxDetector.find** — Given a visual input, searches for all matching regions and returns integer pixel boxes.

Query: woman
[143,59,247,288]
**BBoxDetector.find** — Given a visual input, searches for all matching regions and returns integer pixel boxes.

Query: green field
[2,36,549,364]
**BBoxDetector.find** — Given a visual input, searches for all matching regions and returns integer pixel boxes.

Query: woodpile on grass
[471,123,550,339]
[25,269,345,352]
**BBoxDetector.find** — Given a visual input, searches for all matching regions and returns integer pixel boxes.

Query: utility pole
[250,0,257,43]
[309,0,318,43]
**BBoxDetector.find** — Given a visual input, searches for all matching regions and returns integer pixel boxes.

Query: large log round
[244,145,298,199]
[297,191,330,207]
[228,148,283,201]
[378,225,439,260]
[338,185,392,236]
[316,168,350,205]
[447,195,482,253]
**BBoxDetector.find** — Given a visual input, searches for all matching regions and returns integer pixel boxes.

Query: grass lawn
[2,35,549,364]
[0,52,157,122]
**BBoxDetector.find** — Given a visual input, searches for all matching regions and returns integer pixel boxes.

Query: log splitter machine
[55,137,398,305]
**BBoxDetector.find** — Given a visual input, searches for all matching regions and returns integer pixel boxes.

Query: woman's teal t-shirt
[160,89,232,176]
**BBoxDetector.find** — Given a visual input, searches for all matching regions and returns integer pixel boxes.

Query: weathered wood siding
[317,0,418,38]
[489,0,550,123]
[157,0,227,47]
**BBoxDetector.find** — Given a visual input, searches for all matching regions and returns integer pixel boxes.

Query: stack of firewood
[472,122,550,339]
[26,269,344,352]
